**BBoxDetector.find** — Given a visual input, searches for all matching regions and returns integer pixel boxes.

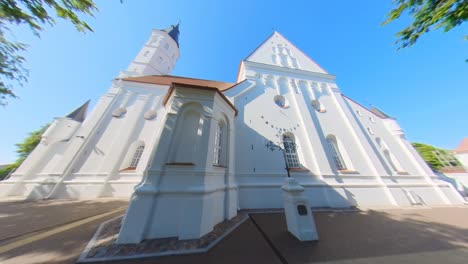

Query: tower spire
[120,23,181,77]
[162,23,180,47]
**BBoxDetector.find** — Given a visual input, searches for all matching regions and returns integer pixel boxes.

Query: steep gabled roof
[245,31,328,74]
[369,107,393,119]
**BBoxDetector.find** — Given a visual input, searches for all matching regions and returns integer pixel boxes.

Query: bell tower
[120,23,180,77]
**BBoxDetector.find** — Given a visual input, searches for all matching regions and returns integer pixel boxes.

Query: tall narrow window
[384,150,399,172]
[213,122,224,166]
[129,145,144,168]
[327,136,347,170]
[283,135,300,168]
[376,137,404,173]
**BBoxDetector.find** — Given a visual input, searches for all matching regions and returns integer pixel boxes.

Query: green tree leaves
[0,123,48,180]
[0,0,99,106]
[383,0,467,49]
[412,142,460,171]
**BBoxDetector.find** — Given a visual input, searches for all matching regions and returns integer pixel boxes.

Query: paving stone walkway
[0,199,128,264]
[101,206,468,264]
[0,199,467,264]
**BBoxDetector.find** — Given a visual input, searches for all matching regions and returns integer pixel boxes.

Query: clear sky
[0,0,466,164]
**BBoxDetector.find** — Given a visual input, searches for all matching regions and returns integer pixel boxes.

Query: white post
[282,177,319,241]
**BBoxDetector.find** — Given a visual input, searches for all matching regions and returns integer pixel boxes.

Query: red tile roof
[454,138,468,154]
[120,75,238,115]
[121,75,235,91]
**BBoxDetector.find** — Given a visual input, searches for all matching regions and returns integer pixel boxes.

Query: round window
[274,95,289,108]
[311,100,326,113]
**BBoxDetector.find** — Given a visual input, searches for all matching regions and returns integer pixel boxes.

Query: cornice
[243,60,336,81]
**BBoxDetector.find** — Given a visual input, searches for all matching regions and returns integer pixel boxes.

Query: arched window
[129,145,145,168]
[169,102,204,164]
[327,135,347,170]
[376,137,403,173]
[120,141,145,171]
[213,121,226,166]
[384,150,399,172]
[283,134,300,168]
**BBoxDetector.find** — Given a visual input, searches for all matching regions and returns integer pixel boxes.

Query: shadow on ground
[99,207,468,264]
[0,199,128,264]
[251,208,468,263]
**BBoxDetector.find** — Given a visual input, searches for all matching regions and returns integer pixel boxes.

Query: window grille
[213,123,224,165]
[130,145,145,168]
[283,135,300,168]
[327,137,347,170]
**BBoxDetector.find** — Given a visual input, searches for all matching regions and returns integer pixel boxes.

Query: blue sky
[0,0,466,164]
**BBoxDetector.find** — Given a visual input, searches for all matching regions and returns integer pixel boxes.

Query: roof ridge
[152,74,234,84]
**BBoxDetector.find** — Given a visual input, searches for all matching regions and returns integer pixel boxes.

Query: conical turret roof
[66,100,90,122]
[162,23,180,47]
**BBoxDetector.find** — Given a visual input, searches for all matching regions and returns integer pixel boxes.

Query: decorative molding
[243,61,336,81]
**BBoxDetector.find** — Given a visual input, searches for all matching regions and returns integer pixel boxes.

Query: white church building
[0,24,465,242]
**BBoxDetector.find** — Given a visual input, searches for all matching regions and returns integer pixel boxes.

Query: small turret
[66,100,90,122]
[41,100,90,145]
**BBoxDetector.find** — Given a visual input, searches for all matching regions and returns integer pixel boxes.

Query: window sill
[338,170,359,174]
[397,171,409,175]
[213,164,227,168]
[166,162,195,166]
[120,167,136,172]
[289,168,309,172]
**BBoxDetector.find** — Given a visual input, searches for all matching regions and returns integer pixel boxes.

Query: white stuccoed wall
[225,32,464,208]
[0,27,180,200]
[456,153,468,171]
[0,29,464,214]
[0,79,172,200]
[117,85,237,243]
[121,28,179,77]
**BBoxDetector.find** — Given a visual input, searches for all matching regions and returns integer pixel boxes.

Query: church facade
[0,24,464,242]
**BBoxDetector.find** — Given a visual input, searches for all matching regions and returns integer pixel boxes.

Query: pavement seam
[0,206,126,255]
[249,213,289,264]
[0,208,125,244]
